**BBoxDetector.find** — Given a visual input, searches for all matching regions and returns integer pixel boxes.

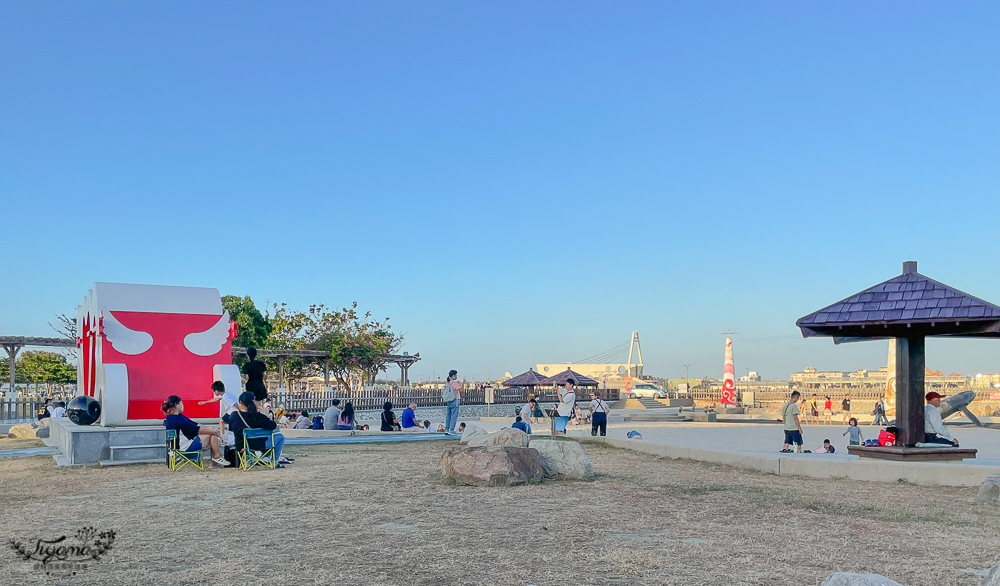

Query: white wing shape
[184,311,231,357]
[102,310,153,355]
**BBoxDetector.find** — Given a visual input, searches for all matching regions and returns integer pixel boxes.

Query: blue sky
[1,2,998,382]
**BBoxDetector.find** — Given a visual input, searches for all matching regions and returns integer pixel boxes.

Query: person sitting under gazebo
[924,392,959,447]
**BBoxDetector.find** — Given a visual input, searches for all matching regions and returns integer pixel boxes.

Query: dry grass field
[0,439,997,586]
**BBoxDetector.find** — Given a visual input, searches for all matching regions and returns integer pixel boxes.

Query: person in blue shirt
[400,403,422,429]
[512,416,529,433]
[162,395,230,467]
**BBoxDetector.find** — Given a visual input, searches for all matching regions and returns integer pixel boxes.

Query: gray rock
[820,573,906,586]
[528,439,594,481]
[35,426,50,439]
[441,446,543,487]
[983,560,1000,586]
[468,428,530,448]
[459,424,488,445]
[977,474,1000,503]
[8,423,38,439]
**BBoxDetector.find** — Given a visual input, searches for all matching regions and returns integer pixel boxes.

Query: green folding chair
[238,429,276,471]
[166,429,204,471]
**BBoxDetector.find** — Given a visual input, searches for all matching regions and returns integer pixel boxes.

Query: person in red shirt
[823,396,833,425]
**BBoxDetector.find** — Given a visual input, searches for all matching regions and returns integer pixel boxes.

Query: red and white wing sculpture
[77,283,241,426]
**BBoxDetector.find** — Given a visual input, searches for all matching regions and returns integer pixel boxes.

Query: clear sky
[1,2,998,382]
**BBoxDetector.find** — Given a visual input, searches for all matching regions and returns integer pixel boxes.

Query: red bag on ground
[878,430,895,447]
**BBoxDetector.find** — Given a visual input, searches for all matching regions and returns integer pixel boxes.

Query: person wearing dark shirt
[512,416,529,433]
[162,395,230,467]
[380,401,399,432]
[242,346,268,401]
[37,399,52,421]
[401,403,421,429]
[223,391,288,466]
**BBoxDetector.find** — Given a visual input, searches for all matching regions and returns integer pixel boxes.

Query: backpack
[312,416,323,430]
[442,381,457,403]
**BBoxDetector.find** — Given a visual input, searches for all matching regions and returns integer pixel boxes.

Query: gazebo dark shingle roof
[502,369,548,387]
[797,261,1000,342]
[536,368,598,387]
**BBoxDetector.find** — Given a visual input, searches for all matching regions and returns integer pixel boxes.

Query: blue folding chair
[166,429,204,471]
[238,429,276,470]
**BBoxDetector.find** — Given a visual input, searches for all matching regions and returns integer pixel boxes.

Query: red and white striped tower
[720,337,737,406]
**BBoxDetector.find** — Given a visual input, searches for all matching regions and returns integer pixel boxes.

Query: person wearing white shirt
[198,381,240,438]
[589,392,610,437]
[519,399,535,435]
[51,401,66,418]
[555,379,577,436]
[924,392,958,446]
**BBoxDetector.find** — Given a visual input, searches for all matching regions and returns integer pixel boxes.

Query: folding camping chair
[238,429,277,471]
[166,429,204,471]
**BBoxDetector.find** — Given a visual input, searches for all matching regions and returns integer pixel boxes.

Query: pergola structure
[797,261,1000,459]
[0,336,76,396]
[230,347,421,389]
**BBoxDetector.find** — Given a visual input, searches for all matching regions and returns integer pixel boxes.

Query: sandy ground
[1,440,998,586]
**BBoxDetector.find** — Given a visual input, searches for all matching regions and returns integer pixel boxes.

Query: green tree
[264,302,360,389]
[311,309,403,388]
[221,295,272,350]
[15,351,76,385]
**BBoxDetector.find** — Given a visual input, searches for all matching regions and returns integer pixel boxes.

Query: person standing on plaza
[808,394,819,425]
[843,417,863,446]
[780,391,804,453]
[555,379,577,436]
[442,370,462,434]
[841,394,852,425]
[519,399,535,435]
[823,396,833,425]
[873,395,888,426]
[589,391,610,437]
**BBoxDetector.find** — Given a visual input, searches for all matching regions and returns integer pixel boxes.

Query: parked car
[629,383,668,399]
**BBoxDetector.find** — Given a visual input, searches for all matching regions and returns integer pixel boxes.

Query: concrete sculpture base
[49,417,166,466]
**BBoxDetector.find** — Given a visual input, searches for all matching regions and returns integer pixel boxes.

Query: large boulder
[977,474,1000,503]
[8,423,38,439]
[983,560,1000,586]
[529,439,594,481]
[468,428,530,448]
[35,426,50,439]
[459,424,488,445]
[820,573,905,586]
[440,446,543,487]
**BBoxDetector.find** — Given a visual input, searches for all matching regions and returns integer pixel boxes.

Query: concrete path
[0,446,57,459]
[466,418,1000,486]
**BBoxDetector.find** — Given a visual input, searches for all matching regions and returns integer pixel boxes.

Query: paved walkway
[467,418,1000,485]
[0,446,57,459]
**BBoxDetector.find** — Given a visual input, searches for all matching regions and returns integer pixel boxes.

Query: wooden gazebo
[537,368,599,387]
[797,261,1000,459]
[501,368,548,388]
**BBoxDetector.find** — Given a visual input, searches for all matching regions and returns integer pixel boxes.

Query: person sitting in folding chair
[163,395,230,468]
[224,391,290,468]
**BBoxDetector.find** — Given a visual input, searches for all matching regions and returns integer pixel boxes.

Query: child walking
[843,417,863,446]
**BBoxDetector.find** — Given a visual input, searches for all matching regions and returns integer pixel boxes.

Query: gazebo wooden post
[895,336,926,447]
